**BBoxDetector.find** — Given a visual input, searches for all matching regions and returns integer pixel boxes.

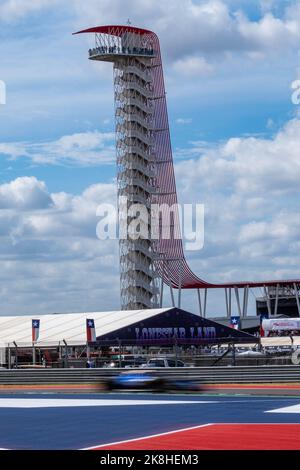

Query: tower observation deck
[75,25,300,315]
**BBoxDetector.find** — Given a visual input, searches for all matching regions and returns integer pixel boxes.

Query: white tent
[0,308,169,348]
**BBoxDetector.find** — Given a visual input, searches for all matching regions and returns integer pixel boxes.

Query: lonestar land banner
[135,326,216,343]
[97,309,256,345]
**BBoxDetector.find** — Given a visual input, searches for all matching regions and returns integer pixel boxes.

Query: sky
[0,0,300,317]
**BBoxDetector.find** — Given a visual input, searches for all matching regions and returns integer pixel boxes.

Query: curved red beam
[73,25,154,37]
[75,25,300,290]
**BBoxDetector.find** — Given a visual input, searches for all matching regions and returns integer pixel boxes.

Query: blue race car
[105,370,202,393]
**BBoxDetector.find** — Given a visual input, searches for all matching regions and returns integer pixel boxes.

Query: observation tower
[75,26,162,310]
[75,25,300,317]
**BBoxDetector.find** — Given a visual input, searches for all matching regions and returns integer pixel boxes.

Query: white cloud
[0,131,116,166]
[177,118,300,197]
[266,118,275,129]
[175,117,300,286]
[239,220,290,244]
[236,10,300,51]
[1,0,300,316]
[260,0,275,13]
[2,0,300,146]
[1,117,299,314]
[0,0,59,22]
[176,118,193,125]
[0,177,53,210]
[73,0,300,59]
[173,56,214,77]
[0,176,119,314]
[0,143,28,160]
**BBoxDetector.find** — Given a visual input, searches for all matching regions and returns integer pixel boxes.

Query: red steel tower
[75,25,300,316]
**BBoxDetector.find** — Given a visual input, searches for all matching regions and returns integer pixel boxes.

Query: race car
[104,370,203,393]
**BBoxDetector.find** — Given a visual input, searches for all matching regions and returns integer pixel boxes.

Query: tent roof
[0,308,169,347]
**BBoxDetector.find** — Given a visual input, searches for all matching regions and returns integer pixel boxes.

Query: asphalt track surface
[0,393,300,450]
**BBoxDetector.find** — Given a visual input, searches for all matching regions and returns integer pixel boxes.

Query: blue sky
[0,0,298,193]
[0,0,300,316]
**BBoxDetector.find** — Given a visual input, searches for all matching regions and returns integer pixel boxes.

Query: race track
[0,393,299,450]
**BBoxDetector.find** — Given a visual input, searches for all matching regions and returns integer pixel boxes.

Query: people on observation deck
[89,45,155,57]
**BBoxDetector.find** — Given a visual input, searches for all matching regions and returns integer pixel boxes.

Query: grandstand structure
[74,25,300,316]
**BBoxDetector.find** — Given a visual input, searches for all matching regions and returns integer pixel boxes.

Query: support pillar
[242,286,249,318]
[274,284,279,317]
[197,289,208,318]
[203,289,208,318]
[165,260,175,308]
[178,261,183,309]
[225,289,229,318]
[234,287,242,318]
[294,283,300,316]
[225,289,232,319]
[264,286,272,318]
[159,260,164,309]
[170,283,175,308]
[197,289,202,317]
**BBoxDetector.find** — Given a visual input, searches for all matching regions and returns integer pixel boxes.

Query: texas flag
[86,319,97,343]
[32,319,40,342]
[230,316,240,330]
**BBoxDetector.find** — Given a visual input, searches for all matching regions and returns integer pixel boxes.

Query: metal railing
[118,159,155,179]
[123,66,152,83]
[89,46,156,59]
[0,365,299,385]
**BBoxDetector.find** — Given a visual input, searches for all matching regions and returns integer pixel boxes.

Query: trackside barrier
[0,365,299,386]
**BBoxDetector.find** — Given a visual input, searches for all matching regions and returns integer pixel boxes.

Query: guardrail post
[13,342,18,369]
[63,340,68,368]
[8,345,11,369]
[32,343,36,366]
[232,343,236,367]
[118,340,122,368]
[174,337,178,367]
